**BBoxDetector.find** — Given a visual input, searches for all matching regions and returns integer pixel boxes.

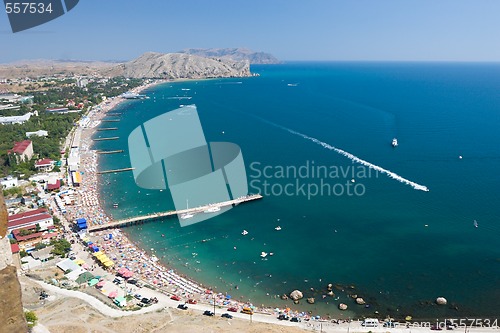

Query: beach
[59,79,326,323]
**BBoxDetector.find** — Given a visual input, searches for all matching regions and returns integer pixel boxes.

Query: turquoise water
[94,63,500,319]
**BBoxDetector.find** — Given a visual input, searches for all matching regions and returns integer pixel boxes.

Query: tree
[25,310,38,328]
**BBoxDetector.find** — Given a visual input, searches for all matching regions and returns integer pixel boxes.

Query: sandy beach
[57,79,344,323]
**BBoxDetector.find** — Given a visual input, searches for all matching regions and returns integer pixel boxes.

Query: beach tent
[74,259,85,265]
[88,278,99,287]
[114,296,127,307]
[123,270,133,278]
[75,272,94,284]
[76,218,88,230]
[103,260,114,267]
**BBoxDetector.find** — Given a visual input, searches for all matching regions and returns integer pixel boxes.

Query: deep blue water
[94,62,500,319]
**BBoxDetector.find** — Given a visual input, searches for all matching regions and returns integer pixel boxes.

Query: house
[7,208,53,233]
[1,175,18,189]
[8,140,33,162]
[35,158,54,172]
[31,246,54,262]
[26,130,48,138]
[10,243,20,254]
[46,179,61,191]
[12,226,43,251]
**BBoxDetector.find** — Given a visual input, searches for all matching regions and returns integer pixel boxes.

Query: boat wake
[257,117,429,192]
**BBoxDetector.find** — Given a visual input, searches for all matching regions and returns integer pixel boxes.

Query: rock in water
[327,283,333,291]
[436,297,447,305]
[356,297,366,305]
[307,297,315,304]
[290,290,304,301]
[339,303,348,310]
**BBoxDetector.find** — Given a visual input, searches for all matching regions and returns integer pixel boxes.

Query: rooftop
[9,140,32,155]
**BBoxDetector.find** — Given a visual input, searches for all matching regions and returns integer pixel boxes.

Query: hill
[179,48,281,64]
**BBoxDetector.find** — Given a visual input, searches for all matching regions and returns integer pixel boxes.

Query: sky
[1,0,500,63]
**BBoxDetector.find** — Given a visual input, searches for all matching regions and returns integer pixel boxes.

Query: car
[134,294,142,300]
[113,278,122,285]
[177,304,188,310]
[127,279,138,285]
[227,307,238,312]
[141,298,151,304]
[278,314,290,321]
[170,295,181,301]
[221,313,233,319]
[203,310,215,316]
[69,255,76,260]
[384,322,396,328]
[187,299,197,304]
[241,307,253,315]
[291,317,301,322]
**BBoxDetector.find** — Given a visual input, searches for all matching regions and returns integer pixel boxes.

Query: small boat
[204,206,221,213]
[260,252,268,258]
[473,220,478,228]
[180,213,194,220]
[275,226,282,231]
[242,230,249,236]
[392,138,398,147]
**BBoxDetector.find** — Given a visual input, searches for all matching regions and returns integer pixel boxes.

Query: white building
[1,176,18,189]
[26,130,48,138]
[0,112,33,125]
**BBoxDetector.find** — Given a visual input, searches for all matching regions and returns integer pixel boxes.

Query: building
[8,140,33,162]
[26,130,48,138]
[1,176,18,189]
[12,227,43,251]
[35,158,54,172]
[0,112,33,125]
[7,208,53,233]
[46,179,61,191]
[45,107,79,114]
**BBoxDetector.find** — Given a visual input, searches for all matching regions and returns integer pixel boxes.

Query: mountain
[179,48,281,64]
[106,52,252,79]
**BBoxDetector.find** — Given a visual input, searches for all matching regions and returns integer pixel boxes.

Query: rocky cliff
[180,48,281,64]
[0,193,28,333]
[106,52,252,79]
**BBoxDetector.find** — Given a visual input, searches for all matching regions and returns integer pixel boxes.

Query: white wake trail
[261,118,429,192]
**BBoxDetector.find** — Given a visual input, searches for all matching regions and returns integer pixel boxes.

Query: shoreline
[68,78,336,321]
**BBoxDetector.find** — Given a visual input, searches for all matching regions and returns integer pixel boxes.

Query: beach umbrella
[108,290,118,298]
[225,294,232,299]
[88,278,99,287]
[97,280,106,287]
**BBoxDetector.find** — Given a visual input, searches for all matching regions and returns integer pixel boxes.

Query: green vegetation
[0,76,145,178]
[24,310,38,328]
[50,238,71,257]
[2,186,23,197]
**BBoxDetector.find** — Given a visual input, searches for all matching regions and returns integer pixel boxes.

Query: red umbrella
[97,280,106,287]
[108,290,118,298]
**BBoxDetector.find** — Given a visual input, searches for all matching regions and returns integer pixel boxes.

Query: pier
[97,167,134,174]
[87,194,263,232]
[101,119,120,122]
[96,150,125,154]
[93,137,119,141]
[107,113,122,116]
[96,127,118,131]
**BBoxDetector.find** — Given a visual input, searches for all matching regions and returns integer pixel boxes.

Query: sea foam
[258,117,429,192]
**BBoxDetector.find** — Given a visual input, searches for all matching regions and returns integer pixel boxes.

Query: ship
[204,206,221,213]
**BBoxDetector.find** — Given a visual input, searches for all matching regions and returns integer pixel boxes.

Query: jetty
[96,127,118,131]
[101,119,120,122]
[87,194,263,232]
[107,113,122,116]
[96,150,124,155]
[93,137,119,141]
[97,167,134,174]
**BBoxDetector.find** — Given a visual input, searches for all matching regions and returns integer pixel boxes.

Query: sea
[93,62,500,320]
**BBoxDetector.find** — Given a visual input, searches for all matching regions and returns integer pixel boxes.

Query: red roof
[10,243,20,253]
[47,179,61,190]
[42,232,58,239]
[8,140,32,155]
[8,208,52,229]
[12,227,43,241]
[35,158,53,167]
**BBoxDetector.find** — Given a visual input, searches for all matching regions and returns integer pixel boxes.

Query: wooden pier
[101,119,120,122]
[97,167,134,174]
[87,194,263,232]
[96,150,125,154]
[96,127,118,131]
[93,137,119,141]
